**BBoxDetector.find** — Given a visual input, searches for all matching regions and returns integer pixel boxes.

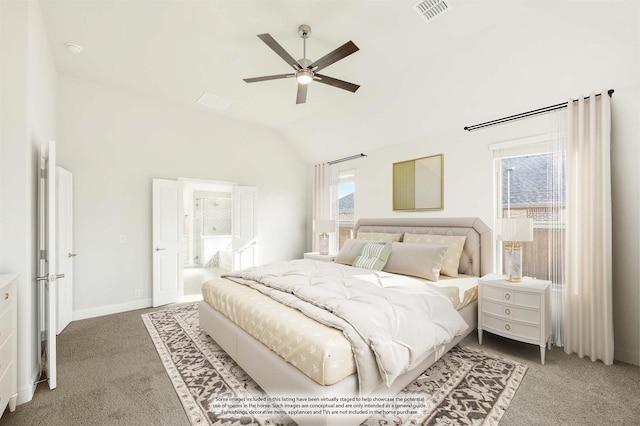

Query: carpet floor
[0,301,638,426]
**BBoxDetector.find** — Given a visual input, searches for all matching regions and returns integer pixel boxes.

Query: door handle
[36,274,65,282]
[155,247,166,251]
[68,253,77,258]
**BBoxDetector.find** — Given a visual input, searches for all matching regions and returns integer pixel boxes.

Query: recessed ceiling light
[65,42,84,54]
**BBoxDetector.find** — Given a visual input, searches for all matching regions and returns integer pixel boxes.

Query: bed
[199,217,492,425]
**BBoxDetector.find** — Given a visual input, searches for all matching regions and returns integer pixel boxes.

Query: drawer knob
[3,292,8,300]
[505,324,511,331]
[505,308,511,315]
[504,293,511,300]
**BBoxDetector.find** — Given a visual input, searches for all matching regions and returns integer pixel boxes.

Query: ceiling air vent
[413,0,452,23]
[197,92,233,110]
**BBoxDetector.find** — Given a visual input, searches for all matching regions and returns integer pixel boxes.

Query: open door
[232,186,257,270]
[56,167,74,334]
[36,141,62,390]
[152,179,183,307]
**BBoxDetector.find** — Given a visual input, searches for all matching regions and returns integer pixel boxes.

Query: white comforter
[224,259,468,395]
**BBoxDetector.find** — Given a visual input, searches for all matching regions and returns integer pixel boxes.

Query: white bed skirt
[198,299,478,426]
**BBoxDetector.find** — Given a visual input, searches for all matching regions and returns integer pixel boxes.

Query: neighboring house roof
[339,192,354,212]
[502,154,566,207]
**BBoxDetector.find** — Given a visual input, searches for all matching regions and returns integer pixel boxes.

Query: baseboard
[73,298,152,321]
[16,363,40,405]
[615,347,640,366]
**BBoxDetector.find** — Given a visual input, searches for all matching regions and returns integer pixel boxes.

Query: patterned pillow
[352,243,392,270]
[402,233,467,277]
[356,232,402,243]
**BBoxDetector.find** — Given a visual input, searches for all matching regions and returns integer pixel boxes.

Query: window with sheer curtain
[492,133,566,346]
[337,169,355,249]
[490,92,613,363]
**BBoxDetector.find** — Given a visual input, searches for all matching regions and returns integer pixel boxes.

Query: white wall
[0,0,57,404]
[56,73,308,319]
[336,8,639,364]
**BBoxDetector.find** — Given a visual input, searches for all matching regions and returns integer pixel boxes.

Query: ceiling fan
[243,24,360,104]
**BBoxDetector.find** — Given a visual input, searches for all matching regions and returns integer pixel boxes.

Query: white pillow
[383,242,448,281]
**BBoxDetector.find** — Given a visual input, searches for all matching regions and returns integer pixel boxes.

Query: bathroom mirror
[393,154,443,211]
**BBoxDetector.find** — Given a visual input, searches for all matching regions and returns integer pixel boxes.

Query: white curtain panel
[312,163,338,253]
[563,92,614,365]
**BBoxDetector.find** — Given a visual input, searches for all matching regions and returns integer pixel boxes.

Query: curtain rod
[327,153,367,165]
[464,89,614,132]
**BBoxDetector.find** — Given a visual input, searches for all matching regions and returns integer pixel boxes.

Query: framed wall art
[393,154,443,211]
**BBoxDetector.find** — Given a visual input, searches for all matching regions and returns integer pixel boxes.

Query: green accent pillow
[352,243,392,270]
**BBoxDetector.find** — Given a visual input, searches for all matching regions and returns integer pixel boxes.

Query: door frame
[37,140,60,390]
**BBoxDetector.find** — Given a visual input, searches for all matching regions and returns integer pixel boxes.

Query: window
[495,153,565,283]
[337,170,355,248]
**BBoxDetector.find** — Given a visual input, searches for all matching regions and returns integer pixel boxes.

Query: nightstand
[303,252,336,262]
[478,274,552,364]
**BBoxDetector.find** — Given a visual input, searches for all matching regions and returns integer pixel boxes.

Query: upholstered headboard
[353,217,492,277]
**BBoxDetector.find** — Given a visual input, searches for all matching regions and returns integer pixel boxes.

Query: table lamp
[314,220,335,255]
[497,218,534,282]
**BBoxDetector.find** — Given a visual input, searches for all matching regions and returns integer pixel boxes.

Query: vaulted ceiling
[40,1,637,163]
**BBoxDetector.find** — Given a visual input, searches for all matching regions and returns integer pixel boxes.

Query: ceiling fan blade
[314,74,360,93]
[257,33,302,71]
[296,83,308,104]
[308,41,359,72]
[243,74,294,83]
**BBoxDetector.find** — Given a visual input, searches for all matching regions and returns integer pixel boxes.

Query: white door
[56,167,74,334]
[232,186,257,270]
[37,140,61,390]
[152,179,183,307]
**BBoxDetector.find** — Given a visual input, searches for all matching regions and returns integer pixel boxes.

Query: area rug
[142,303,527,426]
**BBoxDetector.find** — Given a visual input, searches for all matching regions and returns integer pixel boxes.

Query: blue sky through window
[339,182,354,198]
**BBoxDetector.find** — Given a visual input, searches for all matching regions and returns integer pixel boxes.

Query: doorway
[181,179,234,297]
[152,177,257,307]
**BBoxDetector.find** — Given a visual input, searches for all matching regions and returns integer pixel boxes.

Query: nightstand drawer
[482,314,541,342]
[0,338,12,379]
[0,307,12,348]
[482,285,540,309]
[0,286,12,315]
[481,299,540,325]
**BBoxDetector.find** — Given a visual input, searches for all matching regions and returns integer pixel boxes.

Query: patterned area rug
[142,303,527,426]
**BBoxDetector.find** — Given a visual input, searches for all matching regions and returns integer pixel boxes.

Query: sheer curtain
[563,92,614,365]
[312,163,338,253]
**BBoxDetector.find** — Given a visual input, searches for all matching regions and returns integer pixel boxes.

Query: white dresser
[478,274,551,364]
[0,274,18,418]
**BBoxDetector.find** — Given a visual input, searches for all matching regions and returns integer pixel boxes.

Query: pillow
[352,243,392,270]
[383,242,448,281]
[356,232,402,243]
[403,233,466,277]
[334,239,382,265]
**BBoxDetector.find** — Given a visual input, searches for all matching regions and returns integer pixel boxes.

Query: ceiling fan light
[296,70,313,85]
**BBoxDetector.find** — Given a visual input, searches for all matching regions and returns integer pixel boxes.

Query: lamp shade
[314,220,336,233]
[497,218,533,242]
